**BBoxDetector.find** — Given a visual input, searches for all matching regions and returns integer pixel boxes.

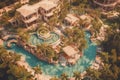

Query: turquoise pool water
[9,32,97,77]
[29,32,60,45]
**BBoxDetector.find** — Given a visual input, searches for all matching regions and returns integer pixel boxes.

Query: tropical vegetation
[0,0,17,9]
[0,46,34,80]
[0,0,120,80]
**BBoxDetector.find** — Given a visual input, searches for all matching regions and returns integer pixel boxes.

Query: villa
[90,24,109,43]
[79,14,93,29]
[64,14,80,27]
[62,45,82,65]
[10,0,61,27]
[63,14,93,30]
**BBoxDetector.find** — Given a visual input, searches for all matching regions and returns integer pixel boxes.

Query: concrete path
[94,0,120,7]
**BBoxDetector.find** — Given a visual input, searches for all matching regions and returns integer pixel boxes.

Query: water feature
[9,32,97,77]
[29,32,60,45]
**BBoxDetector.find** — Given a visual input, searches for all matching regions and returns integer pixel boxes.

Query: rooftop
[65,14,79,24]
[20,0,29,4]
[17,4,36,17]
[47,0,60,4]
[17,0,58,17]
[63,46,79,57]
[79,15,88,20]
[79,14,92,23]
[39,0,57,11]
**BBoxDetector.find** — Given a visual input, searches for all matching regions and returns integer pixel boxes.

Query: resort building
[20,0,29,4]
[62,45,82,65]
[91,25,109,42]
[79,14,93,29]
[64,14,80,27]
[8,18,20,27]
[15,0,61,27]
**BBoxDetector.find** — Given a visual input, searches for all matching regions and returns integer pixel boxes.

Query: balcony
[24,16,38,24]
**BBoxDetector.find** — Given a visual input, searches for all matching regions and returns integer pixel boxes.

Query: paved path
[94,0,120,7]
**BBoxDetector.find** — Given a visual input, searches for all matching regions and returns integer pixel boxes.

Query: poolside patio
[62,45,82,65]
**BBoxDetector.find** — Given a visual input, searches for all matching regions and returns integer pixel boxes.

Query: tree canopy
[0,46,33,80]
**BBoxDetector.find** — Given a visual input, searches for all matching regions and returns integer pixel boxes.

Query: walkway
[94,0,120,7]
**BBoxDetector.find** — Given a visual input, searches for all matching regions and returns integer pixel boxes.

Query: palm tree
[63,27,73,37]
[8,64,33,80]
[48,9,59,31]
[72,27,86,50]
[82,76,92,80]
[91,18,102,33]
[73,71,81,80]
[109,49,117,64]
[0,13,10,27]
[45,45,57,62]
[60,73,69,80]
[101,21,120,54]
[110,64,120,79]
[59,0,69,21]
[99,52,109,63]
[36,44,47,56]
[8,51,21,62]
[50,76,59,80]
[17,28,30,42]
[33,65,42,74]
[100,63,114,80]
[0,48,34,80]
[36,44,57,62]
[77,4,85,14]
[36,45,42,55]
[86,68,101,80]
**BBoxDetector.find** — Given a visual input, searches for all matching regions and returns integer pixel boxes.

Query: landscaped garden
[0,0,120,80]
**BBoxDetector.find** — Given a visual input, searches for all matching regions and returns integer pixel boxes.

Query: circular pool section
[29,32,60,45]
[37,28,51,39]
[10,32,97,77]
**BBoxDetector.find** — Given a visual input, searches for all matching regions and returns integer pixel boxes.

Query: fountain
[37,27,51,39]
[30,27,60,46]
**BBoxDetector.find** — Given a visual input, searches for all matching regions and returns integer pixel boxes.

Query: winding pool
[9,32,97,77]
